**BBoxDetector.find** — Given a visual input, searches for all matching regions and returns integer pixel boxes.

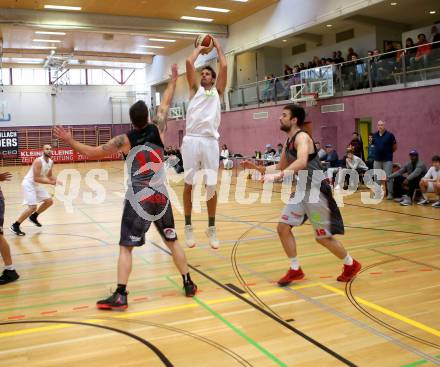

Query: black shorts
[119,191,177,247]
[0,193,4,235]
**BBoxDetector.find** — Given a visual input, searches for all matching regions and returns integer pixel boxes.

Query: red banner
[20,148,121,164]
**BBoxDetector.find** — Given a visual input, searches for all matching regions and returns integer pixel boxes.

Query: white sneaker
[432,200,440,208]
[184,225,196,248]
[417,198,430,205]
[400,196,412,206]
[206,226,220,250]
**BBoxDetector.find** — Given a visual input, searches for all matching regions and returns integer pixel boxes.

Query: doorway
[356,118,372,160]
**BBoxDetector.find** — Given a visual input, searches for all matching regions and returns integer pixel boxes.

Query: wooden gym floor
[0,161,439,367]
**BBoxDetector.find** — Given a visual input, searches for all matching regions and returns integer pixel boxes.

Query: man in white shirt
[418,155,440,207]
[10,145,59,236]
[335,149,368,190]
[182,36,227,249]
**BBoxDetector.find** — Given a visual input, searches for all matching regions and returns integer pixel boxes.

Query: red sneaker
[337,259,362,282]
[277,268,305,286]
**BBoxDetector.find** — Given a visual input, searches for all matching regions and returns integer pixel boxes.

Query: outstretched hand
[53,125,72,143]
[0,172,12,182]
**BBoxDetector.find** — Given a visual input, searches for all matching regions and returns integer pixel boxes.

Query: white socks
[5,265,15,271]
[344,254,354,266]
[289,257,300,270]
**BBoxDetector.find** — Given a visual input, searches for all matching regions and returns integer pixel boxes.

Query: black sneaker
[0,269,20,285]
[96,291,128,310]
[10,223,25,236]
[29,213,42,227]
[184,282,198,297]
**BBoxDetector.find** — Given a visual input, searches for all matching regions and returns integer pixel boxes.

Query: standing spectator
[373,120,397,199]
[334,51,345,64]
[348,132,364,160]
[397,38,417,69]
[418,155,440,207]
[346,48,359,61]
[389,150,427,206]
[283,64,293,80]
[261,75,273,102]
[415,33,432,68]
[366,134,375,169]
[315,141,327,160]
[429,25,440,49]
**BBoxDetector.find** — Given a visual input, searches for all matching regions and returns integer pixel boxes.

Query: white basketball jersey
[185,86,221,139]
[24,156,53,185]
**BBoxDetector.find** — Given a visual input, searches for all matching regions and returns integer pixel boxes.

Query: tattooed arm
[54,126,131,159]
[153,64,178,142]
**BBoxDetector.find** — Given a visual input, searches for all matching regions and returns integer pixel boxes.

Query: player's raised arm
[153,64,178,142]
[212,37,227,97]
[54,126,130,159]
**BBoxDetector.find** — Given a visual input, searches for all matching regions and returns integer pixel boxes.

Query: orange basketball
[195,34,214,54]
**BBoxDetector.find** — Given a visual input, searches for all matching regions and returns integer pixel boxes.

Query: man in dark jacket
[389,150,427,206]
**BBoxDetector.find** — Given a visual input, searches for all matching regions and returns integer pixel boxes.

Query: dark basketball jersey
[126,124,165,189]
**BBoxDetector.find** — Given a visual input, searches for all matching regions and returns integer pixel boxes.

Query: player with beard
[241,104,361,284]
[11,144,58,236]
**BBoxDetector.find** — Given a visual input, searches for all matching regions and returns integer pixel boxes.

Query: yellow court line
[319,283,440,338]
[0,324,70,338]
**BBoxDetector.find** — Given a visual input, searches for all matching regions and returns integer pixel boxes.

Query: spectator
[391,163,406,199]
[299,62,306,71]
[346,47,359,61]
[315,141,327,160]
[335,149,368,190]
[220,144,233,170]
[348,132,364,160]
[397,38,417,69]
[429,25,440,49]
[389,150,427,206]
[275,143,284,157]
[264,144,276,157]
[322,144,339,184]
[415,33,432,67]
[283,64,293,80]
[366,134,375,169]
[373,120,397,199]
[334,51,345,64]
[261,75,273,102]
[418,155,440,207]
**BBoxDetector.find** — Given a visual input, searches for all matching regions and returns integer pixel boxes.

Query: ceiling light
[195,6,230,13]
[326,24,333,28]
[137,52,156,55]
[148,38,176,43]
[232,0,248,2]
[181,16,213,22]
[44,5,82,11]
[390,2,397,5]
[31,46,57,50]
[139,45,165,49]
[35,31,66,35]
[33,39,62,43]
[282,39,287,42]
[429,10,436,14]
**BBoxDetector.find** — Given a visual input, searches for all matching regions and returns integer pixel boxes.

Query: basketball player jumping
[54,64,197,310]
[11,144,58,236]
[241,105,361,284]
[183,36,227,249]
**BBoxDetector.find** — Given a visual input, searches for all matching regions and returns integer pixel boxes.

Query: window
[12,68,48,85]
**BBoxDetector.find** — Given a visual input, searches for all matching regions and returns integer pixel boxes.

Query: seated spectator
[348,132,364,160]
[415,33,432,68]
[366,134,375,169]
[397,38,417,70]
[322,144,339,183]
[391,163,406,200]
[389,150,428,206]
[220,144,233,170]
[315,141,327,160]
[264,144,276,157]
[275,143,283,157]
[418,155,440,207]
[334,149,368,190]
[346,47,359,61]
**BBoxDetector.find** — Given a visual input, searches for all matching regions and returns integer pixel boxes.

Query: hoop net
[303,92,318,107]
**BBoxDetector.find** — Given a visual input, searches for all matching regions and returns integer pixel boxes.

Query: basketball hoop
[303,92,318,107]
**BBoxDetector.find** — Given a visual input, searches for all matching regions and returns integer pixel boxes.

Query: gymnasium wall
[0,85,138,127]
[165,84,440,165]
